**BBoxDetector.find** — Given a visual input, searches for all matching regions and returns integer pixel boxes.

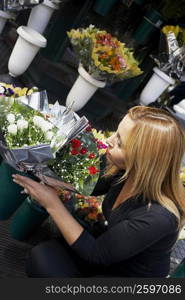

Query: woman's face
[106,114,135,169]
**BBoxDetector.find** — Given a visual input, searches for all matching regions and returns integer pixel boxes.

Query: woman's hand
[13,174,84,246]
[12,174,61,210]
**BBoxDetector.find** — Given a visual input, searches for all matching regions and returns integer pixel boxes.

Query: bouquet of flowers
[50,127,110,228]
[67,25,142,82]
[48,126,103,195]
[0,91,90,194]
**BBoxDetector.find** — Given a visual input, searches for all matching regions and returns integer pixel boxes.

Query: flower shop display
[140,29,185,105]
[8,26,47,77]
[27,0,59,34]
[66,25,142,111]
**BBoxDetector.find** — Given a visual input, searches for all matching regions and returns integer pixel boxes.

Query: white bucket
[8,26,47,77]
[27,0,59,34]
[140,67,175,105]
[0,10,11,35]
[66,64,106,111]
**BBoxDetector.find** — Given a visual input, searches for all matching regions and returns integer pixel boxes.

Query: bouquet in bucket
[67,25,142,82]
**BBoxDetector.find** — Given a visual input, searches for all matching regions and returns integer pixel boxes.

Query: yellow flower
[162,25,182,37]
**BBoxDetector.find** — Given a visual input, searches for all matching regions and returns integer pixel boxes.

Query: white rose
[7,113,15,124]
[17,119,28,131]
[45,131,53,141]
[40,121,53,133]
[33,116,44,127]
[7,124,17,135]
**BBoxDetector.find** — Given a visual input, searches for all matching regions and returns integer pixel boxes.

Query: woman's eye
[117,137,121,147]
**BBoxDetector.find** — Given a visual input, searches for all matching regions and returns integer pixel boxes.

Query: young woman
[12,106,185,278]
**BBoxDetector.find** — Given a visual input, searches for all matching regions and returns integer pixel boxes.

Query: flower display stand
[0,10,11,35]
[10,197,49,241]
[27,0,59,34]
[0,161,28,220]
[66,64,106,111]
[140,67,175,105]
[8,26,47,77]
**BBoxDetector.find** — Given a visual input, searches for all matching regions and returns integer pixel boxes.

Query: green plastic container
[133,8,164,45]
[10,197,49,241]
[93,0,119,16]
[170,259,185,278]
[0,161,28,220]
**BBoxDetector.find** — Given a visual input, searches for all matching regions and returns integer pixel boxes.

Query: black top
[71,164,179,277]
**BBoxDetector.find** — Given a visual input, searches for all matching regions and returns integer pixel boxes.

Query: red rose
[88,152,95,159]
[71,149,79,155]
[85,124,92,132]
[88,166,99,175]
[70,139,81,148]
[80,147,88,155]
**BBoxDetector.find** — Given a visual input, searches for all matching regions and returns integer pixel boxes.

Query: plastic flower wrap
[0,96,59,171]
[67,25,142,82]
[2,0,43,11]
[152,27,185,79]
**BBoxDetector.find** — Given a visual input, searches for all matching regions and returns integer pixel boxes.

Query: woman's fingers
[12,174,36,188]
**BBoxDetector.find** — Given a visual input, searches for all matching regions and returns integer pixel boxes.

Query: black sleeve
[91,154,113,196]
[71,209,177,266]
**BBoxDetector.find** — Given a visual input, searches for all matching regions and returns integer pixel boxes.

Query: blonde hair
[106,106,185,229]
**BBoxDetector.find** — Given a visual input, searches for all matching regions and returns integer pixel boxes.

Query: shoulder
[128,202,178,231]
